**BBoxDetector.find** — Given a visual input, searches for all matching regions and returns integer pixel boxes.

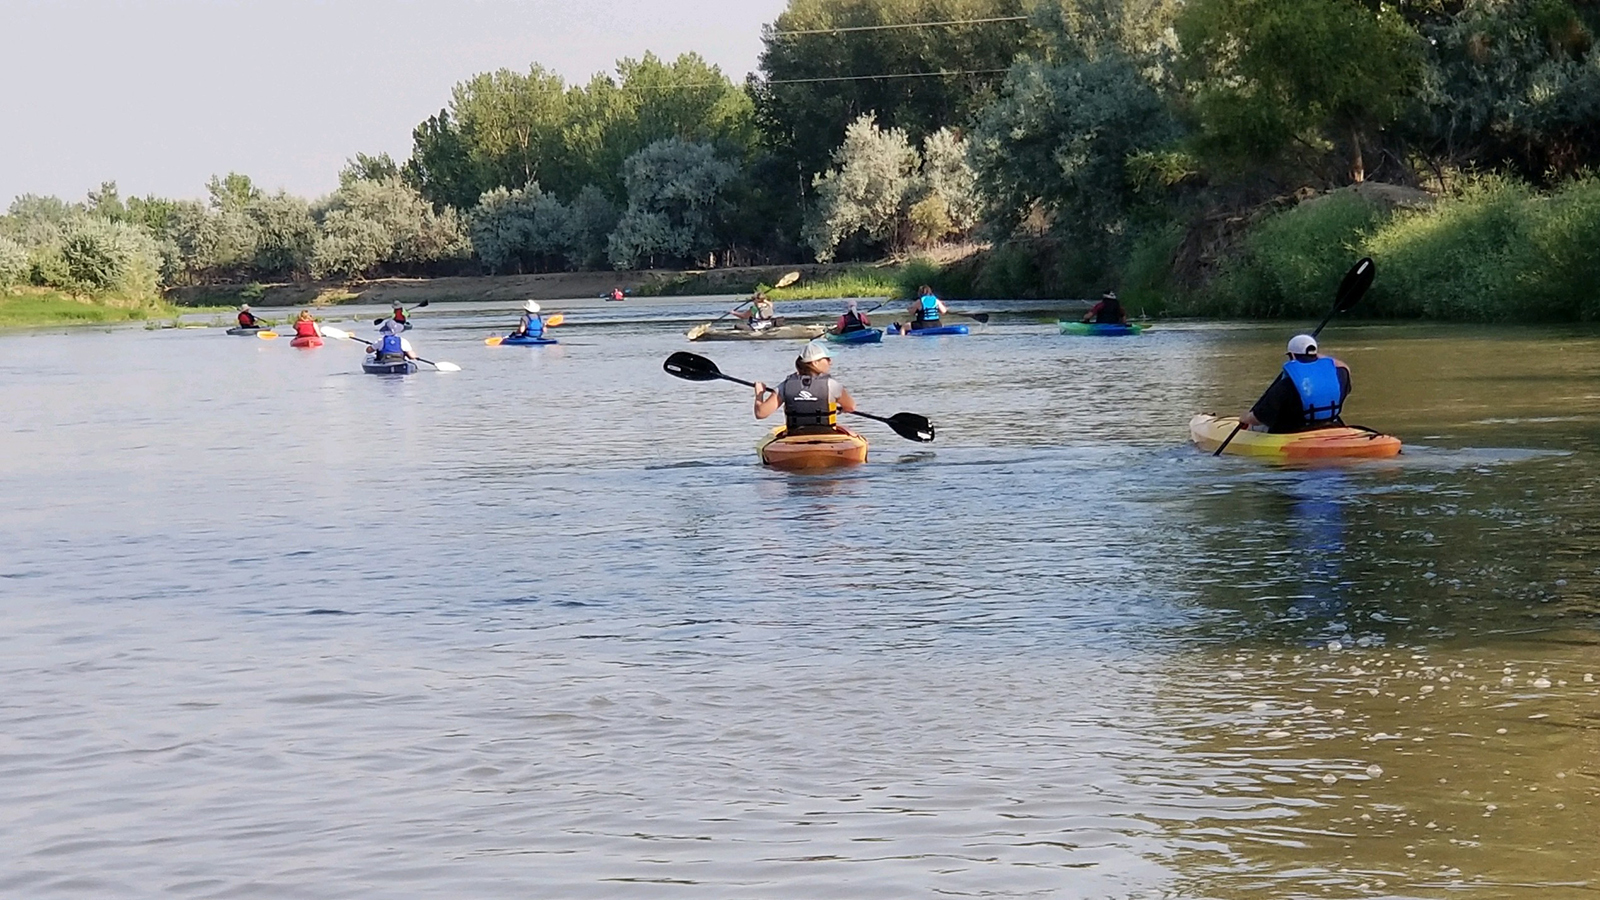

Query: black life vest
[780,373,836,435]
[1094,299,1124,324]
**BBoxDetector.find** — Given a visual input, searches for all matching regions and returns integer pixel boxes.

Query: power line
[767,69,1011,86]
[771,16,1029,37]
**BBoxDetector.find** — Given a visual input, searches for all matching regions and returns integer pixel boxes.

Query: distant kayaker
[237,305,262,328]
[1082,290,1129,325]
[753,341,858,435]
[609,287,626,301]
[834,300,871,334]
[908,285,946,330]
[365,318,415,362]
[390,302,408,326]
[1239,334,1351,433]
[510,300,545,339]
[292,310,320,339]
[732,292,776,331]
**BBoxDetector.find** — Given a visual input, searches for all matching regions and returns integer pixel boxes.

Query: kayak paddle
[372,299,429,326]
[485,314,565,345]
[321,326,461,372]
[686,271,800,340]
[662,350,935,443]
[1212,257,1374,456]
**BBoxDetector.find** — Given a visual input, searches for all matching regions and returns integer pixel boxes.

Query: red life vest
[293,320,318,337]
[237,311,257,327]
[392,310,407,323]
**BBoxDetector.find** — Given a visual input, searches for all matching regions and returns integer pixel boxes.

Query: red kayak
[290,335,323,348]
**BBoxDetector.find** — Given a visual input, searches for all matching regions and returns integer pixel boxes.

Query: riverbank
[0,287,183,328]
[161,263,908,310]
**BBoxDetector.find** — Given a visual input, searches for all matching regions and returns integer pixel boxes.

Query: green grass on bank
[0,288,180,328]
[768,269,900,300]
[1174,174,1600,322]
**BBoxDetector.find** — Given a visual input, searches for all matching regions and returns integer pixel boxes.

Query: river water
[1,298,1596,899]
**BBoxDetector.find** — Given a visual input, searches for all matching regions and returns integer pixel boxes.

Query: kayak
[1189,414,1402,460]
[1060,321,1143,336]
[756,427,869,470]
[690,323,826,341]
[363,357,418,376]
[501,334,558,346]
[225,326,263,336]
[289,335,323,348]
[888,323,969,336]
[826,327,884,344]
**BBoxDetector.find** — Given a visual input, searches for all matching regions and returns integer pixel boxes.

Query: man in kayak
[731,292,776,331]
[291,310,321,339]
[834,300,871,334]
[1081,290,1129,325]
[1238,334,1351,433]
[390,301,408,327]
[237,305,263,328]
[753,341,857,435]
[907,285,947,331]
[365,318,415,362]
[510,300,545,339]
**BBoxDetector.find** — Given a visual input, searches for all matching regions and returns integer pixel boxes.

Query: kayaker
[753,341,857,435]
[390,301,408,326]
[1239,334,1352,433]
[510,300,545,339]
[732,292,776,331]
[291,310,320,339]
[1082,290,1129,325]
[834,300,871,334]
[609,287,625,301]
[908,285,946,330]
[365,318,415,362]
[237,305,262,328]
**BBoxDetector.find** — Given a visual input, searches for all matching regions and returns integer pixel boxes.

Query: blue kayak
[826,327,884,344]
[363,357,418,375]
[888,323,969,336]
[1059,321,1143,336]
[501,334,558,346]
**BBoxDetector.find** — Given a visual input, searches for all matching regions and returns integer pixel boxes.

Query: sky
[0,0,789,207]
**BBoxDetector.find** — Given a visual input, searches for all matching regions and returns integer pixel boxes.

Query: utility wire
[770,16,1029,37]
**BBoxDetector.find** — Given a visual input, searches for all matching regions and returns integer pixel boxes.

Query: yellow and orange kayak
[1189,414,1401,460]
[756,427,870,470]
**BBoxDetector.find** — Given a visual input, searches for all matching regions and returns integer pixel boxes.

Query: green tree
[54,218,164,295]
[754,0,1034,190]
[0,236,28,286]
[607,139,739,268]
[406,109,482,211]
[969,53,1180,249]
[804,114,921,261]
[1176,0,1424,182]
[314,176,470,278]
[468,183,574,273]
[245,192,317,278]
[341,152,401,185]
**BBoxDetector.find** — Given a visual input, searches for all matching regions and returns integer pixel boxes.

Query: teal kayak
[1060,321,1142,336]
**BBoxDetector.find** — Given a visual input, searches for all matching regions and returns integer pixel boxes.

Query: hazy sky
[0,0,789,207]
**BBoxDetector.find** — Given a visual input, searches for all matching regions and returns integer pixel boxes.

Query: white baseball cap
[522,300,541,313]
[1287,334,1318,356]
[798,340,832,362]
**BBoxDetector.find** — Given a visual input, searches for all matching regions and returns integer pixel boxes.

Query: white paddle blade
[433,361,461,372]
[320,326,352,340]
[775,271,801,288]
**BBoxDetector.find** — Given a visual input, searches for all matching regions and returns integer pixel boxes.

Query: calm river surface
[1,297,1596,899]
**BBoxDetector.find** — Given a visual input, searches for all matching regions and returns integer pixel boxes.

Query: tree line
[5,0,1599,318]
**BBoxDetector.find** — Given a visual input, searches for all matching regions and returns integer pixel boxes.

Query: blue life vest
[379,333,404,355]
[520,314,543,338]
[1282,358,1343,425]
[916,295,940,324]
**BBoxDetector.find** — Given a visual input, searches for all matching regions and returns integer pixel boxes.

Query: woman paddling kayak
[290,310,322,347]
[754,340,858,433]
[832,300,872,335]
[508,300,547,340]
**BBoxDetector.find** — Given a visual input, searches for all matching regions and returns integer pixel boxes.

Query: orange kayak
[756,427,869,470]
[1189,415,1401,460]
[289,335,323,348]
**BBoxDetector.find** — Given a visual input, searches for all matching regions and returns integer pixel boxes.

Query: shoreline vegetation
[8,1,1600,325]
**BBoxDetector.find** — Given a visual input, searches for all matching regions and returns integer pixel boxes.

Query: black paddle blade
[663,351,722,381]
[886,412,935,443]
[1336,257,1375,312]
[372,317,384,325]
[415,300,429,308]
[968,312,990,324]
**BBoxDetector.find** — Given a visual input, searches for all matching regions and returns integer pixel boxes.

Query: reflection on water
[0,309,1596,898]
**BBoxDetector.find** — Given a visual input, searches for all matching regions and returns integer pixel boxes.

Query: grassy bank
[0,288,180,328]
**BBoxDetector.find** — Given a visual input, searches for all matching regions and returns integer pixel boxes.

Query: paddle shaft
[703,370,913,435]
